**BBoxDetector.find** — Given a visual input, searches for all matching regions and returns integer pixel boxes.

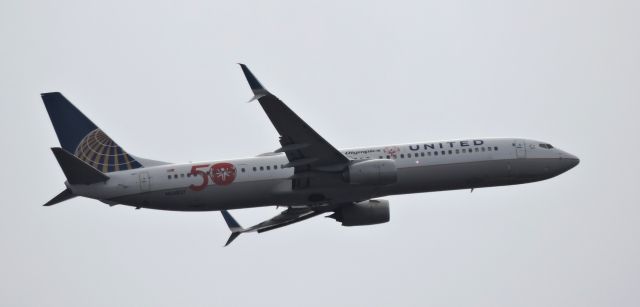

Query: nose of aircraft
[560,152,580,170]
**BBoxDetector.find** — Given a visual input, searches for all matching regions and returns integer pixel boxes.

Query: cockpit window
[539,143,554,149]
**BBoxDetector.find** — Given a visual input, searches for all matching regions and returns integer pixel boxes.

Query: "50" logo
[189,163,237,191]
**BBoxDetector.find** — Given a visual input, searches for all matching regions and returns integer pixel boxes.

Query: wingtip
[238,64,269,97]
[224,232,241,247]
[221,210,244,246]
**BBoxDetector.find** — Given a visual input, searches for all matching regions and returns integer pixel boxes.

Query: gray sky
[1,0,639,306]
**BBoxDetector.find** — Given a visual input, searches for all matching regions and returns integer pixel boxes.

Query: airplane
[42,64,580,246]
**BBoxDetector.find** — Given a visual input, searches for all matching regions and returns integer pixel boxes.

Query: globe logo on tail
[74,128,142,172]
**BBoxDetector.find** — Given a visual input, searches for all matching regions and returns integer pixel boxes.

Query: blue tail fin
[42,92,144,173]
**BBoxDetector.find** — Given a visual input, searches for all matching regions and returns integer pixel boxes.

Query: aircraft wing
[239,64,350,178]
[220,208,325,246]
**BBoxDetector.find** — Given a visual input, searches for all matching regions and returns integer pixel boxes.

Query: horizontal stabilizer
[51,147,109,185]
[44,188,76,206]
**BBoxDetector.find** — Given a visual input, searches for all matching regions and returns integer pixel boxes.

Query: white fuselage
[67,138,579,211]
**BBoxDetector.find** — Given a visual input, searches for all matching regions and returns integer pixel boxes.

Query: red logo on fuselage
[210,163,237,186]
[383,146,400,159]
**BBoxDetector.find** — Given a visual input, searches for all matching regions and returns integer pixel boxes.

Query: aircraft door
[514,139,526,159]
[139,172,150,192]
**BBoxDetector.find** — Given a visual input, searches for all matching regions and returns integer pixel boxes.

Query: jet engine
[345,159,397,186]
[329,199,390,226]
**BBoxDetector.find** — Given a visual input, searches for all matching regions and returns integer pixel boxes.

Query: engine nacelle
[345,159,397,186]
[329,199,390,226]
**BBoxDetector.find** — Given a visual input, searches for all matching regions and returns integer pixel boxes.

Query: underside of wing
[220,207,325,246]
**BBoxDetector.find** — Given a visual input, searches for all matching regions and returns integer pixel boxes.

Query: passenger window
[174,174,178,179]
[274,165,278,169]
[494,146,498,151]
[421,152,425,157]
[401,154,404,158]
[434,151,438,156]
[448,150,452,155]
[481,147,485,152]
[253,167,257,171]
[407,153,411,158]
[266,166,270,170]
[260,166,264,171]
[386,155,390,159]
[427,152,431,156]
[487,147,492,151]
[167,175,171,179]
[441,151,445,155]
[181,174,185,178]
[455,149,459,154]
[475,148,479,152]
[462,149,466,153]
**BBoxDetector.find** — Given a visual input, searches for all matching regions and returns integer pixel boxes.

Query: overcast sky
[1,0,639,306]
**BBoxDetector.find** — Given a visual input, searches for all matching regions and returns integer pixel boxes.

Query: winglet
[238,63,270,102]
[221,210,244,246]
[225,232,241,247]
